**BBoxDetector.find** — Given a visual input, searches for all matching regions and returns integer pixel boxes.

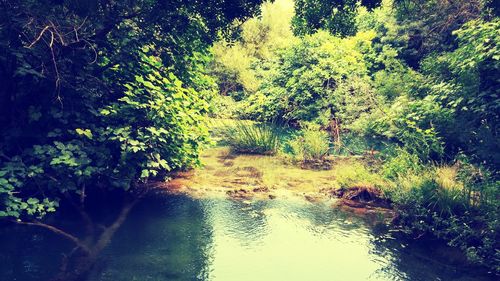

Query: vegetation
[209,0,499,272]
[0,0,264,279]
[223,120,282,155]
[386,159,499,272]
[1,0,499,277]
[288,123,331,163]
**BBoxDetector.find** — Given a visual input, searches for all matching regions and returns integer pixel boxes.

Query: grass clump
[288,123,330,165]
[223,120,281,155]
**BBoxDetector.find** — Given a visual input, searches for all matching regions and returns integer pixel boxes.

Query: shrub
[224,120,281,155]
[386,162,500,273]
[381,148,423,180]
[209,95,241,119]
[334,162,386,189]
[288,124,330,162]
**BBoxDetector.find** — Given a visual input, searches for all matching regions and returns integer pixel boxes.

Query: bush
[224,120,282,155]
[288,124,330,162]
[334,162,386,189]
[209,95,241,119]
[382,148,423,180]
[386,162,500,273]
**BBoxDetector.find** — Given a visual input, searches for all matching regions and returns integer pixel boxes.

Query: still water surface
[0,194,494,281]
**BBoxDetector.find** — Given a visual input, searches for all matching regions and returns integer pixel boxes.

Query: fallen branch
[13,220,90,254]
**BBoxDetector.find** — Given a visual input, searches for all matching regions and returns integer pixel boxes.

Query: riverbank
[160,145,499,275]
[160,146,394,221]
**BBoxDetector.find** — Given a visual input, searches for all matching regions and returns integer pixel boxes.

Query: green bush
[224,121,281,155]
[0,51,212,219]
[209,95,242,119]
[288,124,331,162]
[382,148,423,180]
[247,30,375,125]
[334,162,386,189]
[386,162,500,273]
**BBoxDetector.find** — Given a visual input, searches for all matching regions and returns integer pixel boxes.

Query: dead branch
[13,220,90,254]
[27,25,51,48]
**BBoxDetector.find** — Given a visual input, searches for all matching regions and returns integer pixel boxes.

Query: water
[0,194,495,281]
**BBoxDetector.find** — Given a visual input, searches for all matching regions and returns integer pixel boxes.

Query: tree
[247,30,376,128]
[421,19,500,167]
[0,0,264,279]
[211,0,296,96]
[292,0,382,37]
[393,0,484,68]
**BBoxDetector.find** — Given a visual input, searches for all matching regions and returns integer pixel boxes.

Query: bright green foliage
[288,123,331,162]
[209,95,242,119]
[334,162,386,189]
[211,0,296,96]
[374,95,447,159]
[381,148,423,180]
[102,52,211,180]
[247,30,375,125]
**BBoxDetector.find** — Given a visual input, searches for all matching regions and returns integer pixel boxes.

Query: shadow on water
[0,193,496,281]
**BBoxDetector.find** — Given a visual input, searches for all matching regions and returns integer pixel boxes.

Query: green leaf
[76,128,93,139]
[27,198,39,204]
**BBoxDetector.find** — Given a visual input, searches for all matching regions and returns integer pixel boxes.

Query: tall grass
[223,120,281,155]
[383,156,499,271]
[288,124,330,162]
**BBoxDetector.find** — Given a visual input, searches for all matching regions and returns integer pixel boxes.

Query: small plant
[334,161,386,189]
[381,148,423,180]
[224,120,281,155]
[288,123,331,168]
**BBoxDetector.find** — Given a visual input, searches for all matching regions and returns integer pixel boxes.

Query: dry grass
[435,165,462,191]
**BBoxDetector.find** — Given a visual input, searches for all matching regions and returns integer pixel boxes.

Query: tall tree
[292,0,382,36]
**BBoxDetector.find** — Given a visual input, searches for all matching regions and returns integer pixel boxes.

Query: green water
[0,194,495,281]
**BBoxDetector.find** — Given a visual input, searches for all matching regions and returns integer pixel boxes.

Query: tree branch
[13,220,90,254]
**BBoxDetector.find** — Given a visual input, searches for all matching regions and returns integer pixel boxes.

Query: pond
[0,194,495,281]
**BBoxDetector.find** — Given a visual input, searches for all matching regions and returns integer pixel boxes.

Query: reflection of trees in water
[0,192,214,281]
[368,231,496,281]
[4,194,494,281]
[86,193,213,280]
[0,223,67,281]
[0,189,141,281]
[281,201,367,233]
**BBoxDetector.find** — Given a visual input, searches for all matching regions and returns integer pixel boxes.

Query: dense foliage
[1,0,499,276]
[210,0,296,97]
[211,0,499,272]
[0,0,264,219]
[292,0,382,36]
